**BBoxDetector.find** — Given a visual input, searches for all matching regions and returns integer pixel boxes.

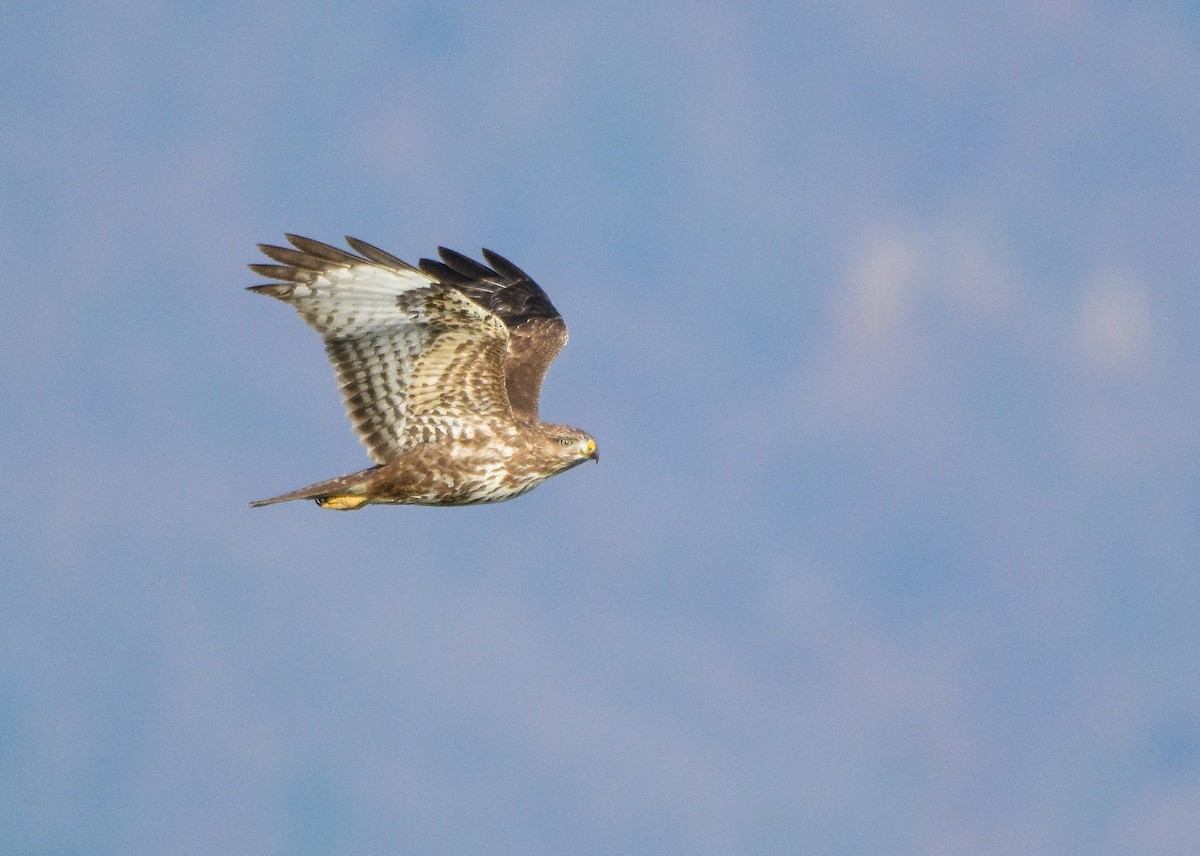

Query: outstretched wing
[248,235,514,463]
[418,248,568,422]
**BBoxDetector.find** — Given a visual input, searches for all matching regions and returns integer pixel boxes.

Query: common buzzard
[247,235,597,510]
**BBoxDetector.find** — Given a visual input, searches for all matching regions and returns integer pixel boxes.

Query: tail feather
[249,466,379,509]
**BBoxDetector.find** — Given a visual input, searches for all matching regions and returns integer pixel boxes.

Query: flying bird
[247,235,597,510]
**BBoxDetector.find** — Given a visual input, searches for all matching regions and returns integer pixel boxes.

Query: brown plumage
[247,235,597,509]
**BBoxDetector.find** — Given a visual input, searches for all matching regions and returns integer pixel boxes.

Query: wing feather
[435,246,498,281]
[284,234,364,265]
[344,236,421,272]
[257,243,332,271]
[420,247,569,421]
[249,236,514,463]
[480,248,532,283]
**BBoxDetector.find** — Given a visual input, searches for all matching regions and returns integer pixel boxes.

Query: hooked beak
[585,439,599,462]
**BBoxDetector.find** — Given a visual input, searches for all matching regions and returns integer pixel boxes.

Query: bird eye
[557,436,574,446]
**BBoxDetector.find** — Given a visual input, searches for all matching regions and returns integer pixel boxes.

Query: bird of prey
[247,235,597,510]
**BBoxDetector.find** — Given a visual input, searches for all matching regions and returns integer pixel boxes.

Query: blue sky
[2,1,1198,853]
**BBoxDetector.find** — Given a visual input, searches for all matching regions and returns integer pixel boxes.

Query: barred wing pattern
[249,235,513,463]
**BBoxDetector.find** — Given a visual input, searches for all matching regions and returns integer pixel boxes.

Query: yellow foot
[316,495,369,511]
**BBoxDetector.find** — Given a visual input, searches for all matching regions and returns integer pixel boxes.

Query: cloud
[1074,273,1151,370]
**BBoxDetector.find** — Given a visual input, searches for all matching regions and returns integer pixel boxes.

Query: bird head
[539,424,599,470]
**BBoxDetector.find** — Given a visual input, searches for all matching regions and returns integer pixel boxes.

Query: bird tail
[249,466,379,510]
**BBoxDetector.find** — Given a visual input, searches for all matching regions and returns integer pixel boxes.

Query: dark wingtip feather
[285,234,361,264]
[437,246,498,281]
[248,262,315,283]
[419,257,473,285]
[258,243,328,270]
[344,236,420,272]
[246,283,293,298]
[480,248,530,283]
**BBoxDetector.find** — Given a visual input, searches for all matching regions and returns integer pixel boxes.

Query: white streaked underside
[273,262,515,463]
